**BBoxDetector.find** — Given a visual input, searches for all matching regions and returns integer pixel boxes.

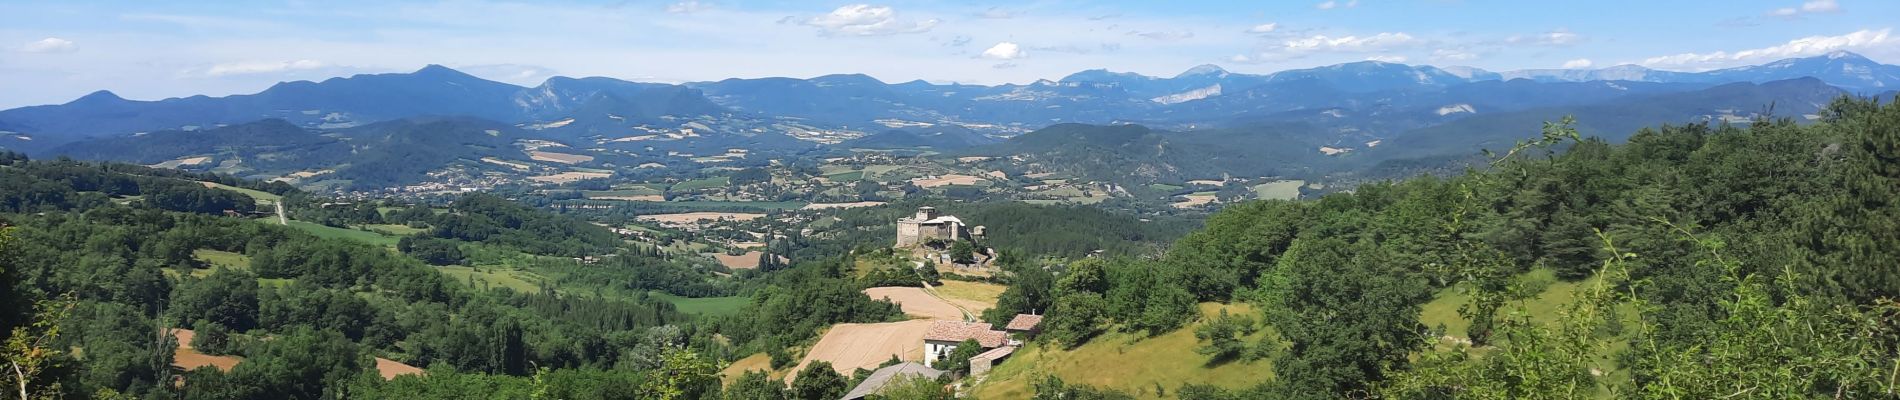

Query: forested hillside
[981,97,1900,398]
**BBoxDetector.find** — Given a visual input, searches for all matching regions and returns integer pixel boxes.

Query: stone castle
[895,206,983,247]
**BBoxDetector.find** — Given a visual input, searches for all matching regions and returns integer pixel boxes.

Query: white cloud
[1131,30,1194,41]
[1284,32,1418,52]
[1246,23,1278,34]
[202,59,327,76]
[1316,0,1357,10]
[1767,0,1840,18]
[665,1,709,14]
[801,4,938,36]
[1432,48,1478,61]
[1561,58,1594,68]
[980,42,1025,60]
[19,37,77,53]
[1641,28,1893,69]
[1506,30,1581,46]
[1802,0,1840,12]
[1366,55,1407,63]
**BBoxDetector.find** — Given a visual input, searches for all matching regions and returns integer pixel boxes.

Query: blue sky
[1,0,1896,108]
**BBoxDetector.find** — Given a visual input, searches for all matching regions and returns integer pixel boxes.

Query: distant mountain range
[2,51,1893,190]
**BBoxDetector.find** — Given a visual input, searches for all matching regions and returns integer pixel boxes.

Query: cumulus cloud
[1561,58,1594,68]
[802,4,938,36]
[202,59,327,76]
[666,1,709,14]
[19,37,76,53]
[980,42,1025,60]
[1246,23,1278,34]
[1641,28,1892,69]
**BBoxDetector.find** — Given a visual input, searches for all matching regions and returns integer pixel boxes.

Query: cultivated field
[720,353,776,384]
[934,280,1006,310]
[714,251,765,270]
[528,171,611,183]
[1172,193,1217,209]
[528,150,595,164]
[375,357,425,380]
[910,174,986,188]
[786,320,933,382]
[1251,179,1305,201]
[635,212,766,224]
[800,201,887,210]
[170,329,242,372]
[863,286,986,320]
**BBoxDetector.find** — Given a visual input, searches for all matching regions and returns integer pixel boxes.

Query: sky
[2,0,1898,109]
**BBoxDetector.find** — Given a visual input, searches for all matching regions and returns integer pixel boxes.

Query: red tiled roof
[1005,314,1044,331]
[924,321,1007,348]
[972,345,1016,361]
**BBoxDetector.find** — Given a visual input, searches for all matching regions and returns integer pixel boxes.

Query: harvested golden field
[786,320,933,383]
[590,194,666,201]
[375,357,425,380]
[528,171,611,183]
[800,201,887,210]
[909,174,986,188]
[720,353,777,384]
[170,329,241,372]
[714,251,765,270]
[1172,193,1217,209]
[636,212,766,224]
[864,287,971,320]
[480,157,532,170]
[528,150,595,164]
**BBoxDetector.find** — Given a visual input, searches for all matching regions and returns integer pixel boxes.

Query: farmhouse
[921,320,1007,367]
[1004,313,1044,342]
[895,206,984,247]
[840,362,945,400]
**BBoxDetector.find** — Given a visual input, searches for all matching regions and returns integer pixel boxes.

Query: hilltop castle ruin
[895,206,983,247]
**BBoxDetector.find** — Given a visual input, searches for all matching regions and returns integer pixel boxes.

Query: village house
[895,206,984,248]
[839,362,945,400]
[921,320,1007,367]
[1004,313,1044,344]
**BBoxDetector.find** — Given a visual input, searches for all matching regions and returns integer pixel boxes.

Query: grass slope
[284,221,401,248]
[973,303,1271,399]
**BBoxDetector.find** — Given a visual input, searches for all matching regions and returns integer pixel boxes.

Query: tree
[723,370,784,400]
[948,241,976,265]
[190,319,236,356]
[790,361,848,400]
[1194,309,1257,362]
[1264,238,1430,398]
[636,349,719,400]
[932,339,982,374]
[873,375,951,400]
[2,296,75,400]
